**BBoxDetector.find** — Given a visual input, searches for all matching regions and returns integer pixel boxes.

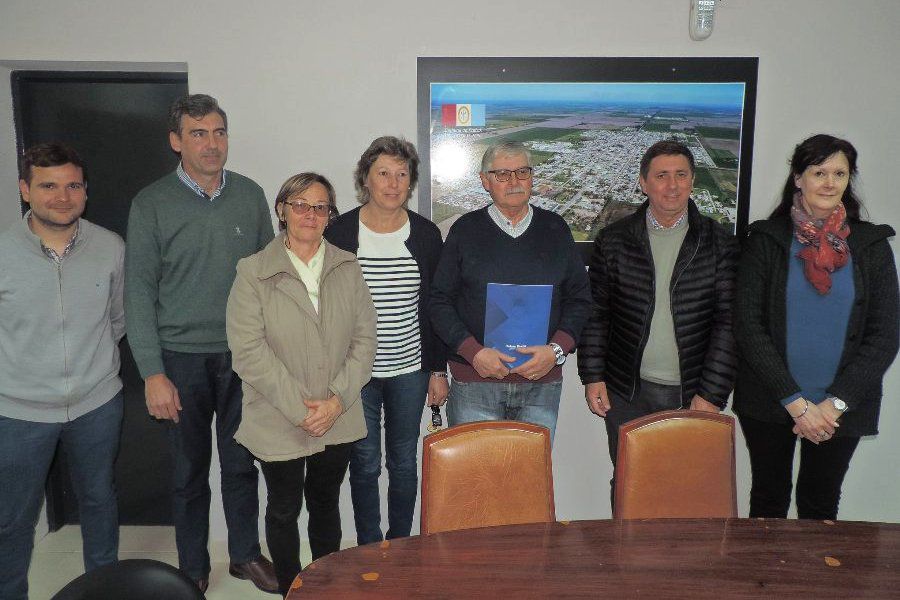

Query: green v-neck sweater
[125,170,274,378]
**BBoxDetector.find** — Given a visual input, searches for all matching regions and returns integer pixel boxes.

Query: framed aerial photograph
[416,57,758,257]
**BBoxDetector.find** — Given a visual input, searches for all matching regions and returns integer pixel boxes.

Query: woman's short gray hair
[353,136,419,203]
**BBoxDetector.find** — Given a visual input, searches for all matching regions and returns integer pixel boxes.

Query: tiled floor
[28,526,319,599]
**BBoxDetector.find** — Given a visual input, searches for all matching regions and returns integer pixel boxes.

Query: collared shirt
[488,203,534,238]
[284,239,326,312]
[646,207,688,231]
[28,212,80,264]
[176,162,227,201]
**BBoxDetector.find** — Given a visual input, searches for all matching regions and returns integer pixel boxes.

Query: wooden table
[286,518,900,598]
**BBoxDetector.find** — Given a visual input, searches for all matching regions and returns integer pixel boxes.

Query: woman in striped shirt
[325,136,448,544]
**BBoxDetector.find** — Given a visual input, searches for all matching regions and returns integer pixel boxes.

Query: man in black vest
[577,140,738,466]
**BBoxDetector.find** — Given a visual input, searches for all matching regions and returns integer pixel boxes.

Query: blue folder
[484,283,553,369]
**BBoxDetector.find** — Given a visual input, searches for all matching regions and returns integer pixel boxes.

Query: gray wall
[2,0,898,552]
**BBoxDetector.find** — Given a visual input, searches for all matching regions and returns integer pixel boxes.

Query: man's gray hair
[480,141,532,173]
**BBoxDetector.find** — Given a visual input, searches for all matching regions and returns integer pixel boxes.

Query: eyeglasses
[486,167,533,182]
[282,199,331,217]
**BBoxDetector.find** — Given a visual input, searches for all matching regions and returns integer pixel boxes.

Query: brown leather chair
[420,420,555,535]
[614,410,737,519]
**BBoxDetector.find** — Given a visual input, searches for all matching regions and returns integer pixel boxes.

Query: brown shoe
[229,555,279,594]
[194,578,209,594]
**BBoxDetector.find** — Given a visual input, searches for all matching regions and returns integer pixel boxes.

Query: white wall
[2,0,898,549]
[0,65,18,230]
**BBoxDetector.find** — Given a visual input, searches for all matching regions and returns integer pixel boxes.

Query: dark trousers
[259,442,353,596]
[162,349,261,580]
[604,380,682,510]
[738,414,860,520]
[349,370,429,545]
[604,380,682,466]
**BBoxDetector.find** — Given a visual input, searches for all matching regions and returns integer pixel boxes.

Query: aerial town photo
[429,82,746,240]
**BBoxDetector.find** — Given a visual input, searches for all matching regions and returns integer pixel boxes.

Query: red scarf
[790,194,851,295]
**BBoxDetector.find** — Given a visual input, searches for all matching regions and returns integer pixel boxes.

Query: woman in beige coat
[226,172,376,596]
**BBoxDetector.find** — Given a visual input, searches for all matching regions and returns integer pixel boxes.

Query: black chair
[51,559,204,600]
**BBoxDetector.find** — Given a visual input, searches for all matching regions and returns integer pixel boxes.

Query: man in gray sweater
[125,94,276,594]
[0,143,125,600]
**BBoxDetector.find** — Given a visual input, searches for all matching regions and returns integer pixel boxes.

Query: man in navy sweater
[430,142,591,442]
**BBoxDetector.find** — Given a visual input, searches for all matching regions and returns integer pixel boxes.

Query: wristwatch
[831,397,848,414]
[549,342,566,365]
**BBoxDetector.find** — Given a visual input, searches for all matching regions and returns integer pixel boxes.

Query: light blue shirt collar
[176,162,227,201]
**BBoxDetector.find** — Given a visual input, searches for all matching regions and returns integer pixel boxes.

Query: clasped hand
[787,397,840,444]
[301,394,342,437]
[472,345,556,381]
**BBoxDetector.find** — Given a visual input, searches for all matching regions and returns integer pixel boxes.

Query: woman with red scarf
[733,134,898,519]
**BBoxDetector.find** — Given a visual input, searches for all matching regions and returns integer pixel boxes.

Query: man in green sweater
[125,94,276,594]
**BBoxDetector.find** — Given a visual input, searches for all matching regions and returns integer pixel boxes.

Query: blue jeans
[446,380,563,443]
[162,350,261,580]
[349,370,429,545]
[0,392,123,600]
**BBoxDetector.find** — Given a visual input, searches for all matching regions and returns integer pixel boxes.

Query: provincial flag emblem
[441,104,486,127]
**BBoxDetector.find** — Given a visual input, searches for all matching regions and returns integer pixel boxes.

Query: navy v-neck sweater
[429,205,591,382]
